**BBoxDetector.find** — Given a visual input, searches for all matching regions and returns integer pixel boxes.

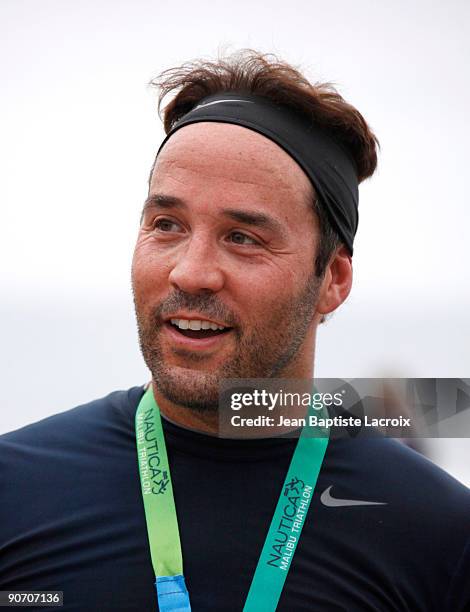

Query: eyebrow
[141,193,286,237]
[140,194,185,223]
[221,208,285,237]
[142,194,185,213]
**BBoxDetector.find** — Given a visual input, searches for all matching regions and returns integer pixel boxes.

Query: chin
[154,364,221,411]
[165,347,232,371]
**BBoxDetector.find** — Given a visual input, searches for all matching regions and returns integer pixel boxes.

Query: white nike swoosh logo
[194,99,254,110]
[320,486,387,507]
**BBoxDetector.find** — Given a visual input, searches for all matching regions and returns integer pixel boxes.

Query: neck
[151,382,223,436]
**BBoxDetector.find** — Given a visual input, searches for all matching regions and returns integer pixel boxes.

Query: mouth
[162,316,234,350]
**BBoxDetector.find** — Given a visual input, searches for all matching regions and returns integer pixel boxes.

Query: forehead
[150,122,313,206]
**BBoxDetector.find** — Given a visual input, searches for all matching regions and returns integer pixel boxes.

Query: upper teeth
[170,318,226,331]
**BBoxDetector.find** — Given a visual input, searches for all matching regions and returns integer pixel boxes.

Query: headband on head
[157,93,359,254]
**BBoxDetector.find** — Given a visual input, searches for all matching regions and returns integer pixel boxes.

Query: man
[1,51,469,611]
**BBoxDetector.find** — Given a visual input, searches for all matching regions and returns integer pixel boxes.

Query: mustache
[153,289,240,328]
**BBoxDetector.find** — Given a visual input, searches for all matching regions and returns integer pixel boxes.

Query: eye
[153,218,183,233]
[228,231,259,246]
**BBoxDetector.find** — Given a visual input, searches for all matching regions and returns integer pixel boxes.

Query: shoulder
[0,386,146,526]
[325,437,470,608]
[0,385,145,454]
[326,435,470,569]
[329,435,470,509]
[0,386,148,588]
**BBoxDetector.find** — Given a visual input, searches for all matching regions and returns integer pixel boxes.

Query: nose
[168,235,225,294]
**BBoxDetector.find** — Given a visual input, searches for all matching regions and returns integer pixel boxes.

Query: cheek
[131,243,172,304]
[229,264,301,322]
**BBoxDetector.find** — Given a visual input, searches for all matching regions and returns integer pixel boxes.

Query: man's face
[132,122,323,410]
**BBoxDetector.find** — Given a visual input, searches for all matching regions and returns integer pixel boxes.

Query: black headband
[157,93,359,253]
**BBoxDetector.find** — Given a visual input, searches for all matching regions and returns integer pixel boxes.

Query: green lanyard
[135,387,329,611]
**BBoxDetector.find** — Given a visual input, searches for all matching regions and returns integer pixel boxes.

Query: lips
[163,320,233,351]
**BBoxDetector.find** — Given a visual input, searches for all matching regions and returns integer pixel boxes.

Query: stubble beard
[133,270,321,412]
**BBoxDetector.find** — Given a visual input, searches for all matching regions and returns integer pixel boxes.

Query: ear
[316,245,353,316]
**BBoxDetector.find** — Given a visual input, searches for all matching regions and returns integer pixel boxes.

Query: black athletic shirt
[1,386,469,611]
